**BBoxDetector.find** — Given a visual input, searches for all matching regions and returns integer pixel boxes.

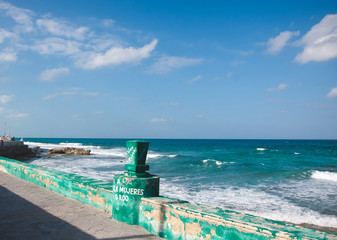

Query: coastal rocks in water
[48,147,91,155]
[0,145,36,161]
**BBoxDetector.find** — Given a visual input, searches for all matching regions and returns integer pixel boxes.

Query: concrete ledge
[139,197,337,239]
[1,157,337,240]
[0,157,114,213]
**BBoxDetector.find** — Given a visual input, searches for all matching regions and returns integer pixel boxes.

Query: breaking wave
[311,171,337,182]
[161,181,337,228]
[201,159,234,166]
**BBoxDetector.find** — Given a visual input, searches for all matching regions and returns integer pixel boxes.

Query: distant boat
[0,123,23,147]
[0,135,23,147]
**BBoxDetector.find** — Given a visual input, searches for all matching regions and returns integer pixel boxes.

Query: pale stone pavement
[0,171,162,240]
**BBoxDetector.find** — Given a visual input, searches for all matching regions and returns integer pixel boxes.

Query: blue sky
[0,0,337,139]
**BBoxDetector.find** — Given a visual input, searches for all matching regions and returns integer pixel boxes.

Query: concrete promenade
[0,171,162,240]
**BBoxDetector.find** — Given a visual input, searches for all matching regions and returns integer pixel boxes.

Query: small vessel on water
[0,123,33,160]
[0,123,23,147]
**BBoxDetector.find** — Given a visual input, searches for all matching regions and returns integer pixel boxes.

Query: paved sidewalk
[0,171,162,240]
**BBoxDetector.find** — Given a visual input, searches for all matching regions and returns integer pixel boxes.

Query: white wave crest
[256,148,266,151]
[25,141,64,150]
[160,182,337,228]
[60,142,83,147]
[25,141,175,160]
[311,171,337,182]
[147,152,177,159]
[29,156,124,182]
[91,147,127,157]
[202,159,234,166]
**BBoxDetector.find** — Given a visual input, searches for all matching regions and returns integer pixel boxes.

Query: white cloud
[43,91,76,100]
[267,31,300,54]
[0,106,28,119]
[112,97,137,101]
[0,2,159,71]
[230,60,245,66]
[102,19,115,28]
[85,37,121,52]
[72,114,81,121]
[32,38,82,55]
[0,51,16,62]
[0,76,11,83]
[0,94,13,104]
[187,75,202,84]
[267,83,288,92]
[149,56,203,74]
[76,39,158,69]
[239,50,254,56]
[92,111,105,115]
[0,28,16,43]
[83,92,99,96]
[295,14,337,63]
[0,1,34,32]
[60,91,77,96]
[8,112,28,119]
[43,88,98,100]
[163,102,180,107]
[196,114,204,119]
[43,93,57,100]
[36,18,89,40]
[327,87,337,98]
[39,67,69,81]
[150,118,167,123]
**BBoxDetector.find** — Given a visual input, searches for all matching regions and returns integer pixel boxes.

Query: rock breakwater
[48,147,91,155]
[0,145,36,161]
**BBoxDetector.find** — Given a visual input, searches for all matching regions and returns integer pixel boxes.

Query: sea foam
[147,152,177,159]
[25,138,337,229]
[26,141,176,159]
[202,159,234,166]
[311,171,337,182]
[160,181,337,228]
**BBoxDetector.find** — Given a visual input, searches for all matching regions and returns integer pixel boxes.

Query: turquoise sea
[25,138,337,228]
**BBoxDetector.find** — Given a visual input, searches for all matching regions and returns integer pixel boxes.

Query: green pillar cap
[124,140,149,176]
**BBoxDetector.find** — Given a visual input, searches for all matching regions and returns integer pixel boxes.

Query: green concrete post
[124,140,150,176]
[112,140,159,225]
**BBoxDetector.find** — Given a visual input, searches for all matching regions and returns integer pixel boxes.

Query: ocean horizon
[24,138,337,230]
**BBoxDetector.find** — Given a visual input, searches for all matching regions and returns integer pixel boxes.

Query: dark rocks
[47,147,91,155]
[0,145,36,161]
[0,145,91,161]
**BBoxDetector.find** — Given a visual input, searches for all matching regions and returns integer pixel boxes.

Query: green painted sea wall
[139,197,337,240]
[1,157,336,240]
[0,157,114,213]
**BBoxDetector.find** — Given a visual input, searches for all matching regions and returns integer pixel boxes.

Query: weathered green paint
[112,173,159,225]
[0,157,114,213]
[113,140,160,225]
[125,140,150,176]
[1,142,337,240]
[139,197,337,240]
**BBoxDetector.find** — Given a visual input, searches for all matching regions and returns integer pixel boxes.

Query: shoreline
[26,153,337,234]
[1,157,336,239]
[22,140,337,234]
[298,223,337,235]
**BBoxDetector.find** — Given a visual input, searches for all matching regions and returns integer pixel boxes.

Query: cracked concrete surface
[0,171,162,240]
